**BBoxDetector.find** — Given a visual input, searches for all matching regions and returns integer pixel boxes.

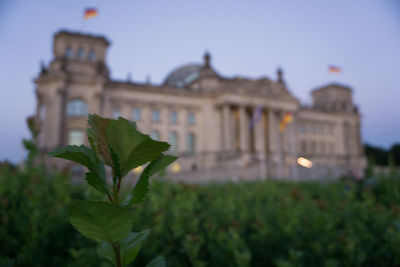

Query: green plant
[49,114,177,267]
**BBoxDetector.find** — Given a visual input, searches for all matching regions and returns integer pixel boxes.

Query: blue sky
[1,0,399,163]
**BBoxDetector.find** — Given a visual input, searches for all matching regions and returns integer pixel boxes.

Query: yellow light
[133,166,143,174]
[297,157,312,168]
[171,162,181,173]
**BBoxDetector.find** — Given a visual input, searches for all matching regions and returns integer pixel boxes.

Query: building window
[68,130,84,146]
[113,108,121,119]
[77,47,85,60]
[170,111,178,124]
[300,124,306,134]
[65,46,74,59]
[39,104,46,121]
[300,140,307,154]
[188,112,195,125]
[66,99,88,117]
[168,131,178,153]
[152,109,160,123]
[150,130,160,140]
[132,108,141,121]
[310,124,315,134]
[89,50,97,61]
[186,132,196,154]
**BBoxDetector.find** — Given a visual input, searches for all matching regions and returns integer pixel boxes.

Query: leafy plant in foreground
[49,114,177,267]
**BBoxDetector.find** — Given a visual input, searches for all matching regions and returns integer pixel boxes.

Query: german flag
[328,65,342,73]
[84,8,98,20]
[279,112,293,132]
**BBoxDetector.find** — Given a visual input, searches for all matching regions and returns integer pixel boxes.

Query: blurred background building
[34,30,366,181]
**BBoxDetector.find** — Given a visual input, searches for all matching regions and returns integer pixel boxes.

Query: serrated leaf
[97,242,115,265]
[68,200,133,243]
[48,145,93,167]
[121,229,150,266]
[124,155,177,206]
[87,114,113,166]
[97,230,150,266]
[85,172,108,194]
[48,145,108,194]
[120,139,171,177]
[104,117,171,177]
[146,256,166,267]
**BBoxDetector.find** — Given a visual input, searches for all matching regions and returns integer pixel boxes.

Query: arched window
[186,132,195,155]
[77,47,85,60]
[89,49,97,61]
[65,46,74,58]
[168,131,178,153]
[66,99,88,117]
[68,130,84,146]
[150,130,160,141]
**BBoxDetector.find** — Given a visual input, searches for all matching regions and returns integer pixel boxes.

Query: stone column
[288,116,298,180]
[222,104,232,152]
[269,109,283,178]
[253,107,267,179]
[239,106,249,154]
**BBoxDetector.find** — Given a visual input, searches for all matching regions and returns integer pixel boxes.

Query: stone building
[34,30,366,181]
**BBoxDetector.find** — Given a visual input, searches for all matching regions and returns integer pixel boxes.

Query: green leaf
[48,145,93,167]
[146,256,166,267]
[87,114,113,166]
[124,155,177,206]
[121,229,150,266]
[85,172,108,195]
[97,230,150,266]
[97,242,115,266]
[120,138,171,177]
[105,117,171,177]
[68,200,133,243]
[48,145,108,194]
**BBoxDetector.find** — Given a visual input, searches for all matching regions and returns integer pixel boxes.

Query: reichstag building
[33,30,366,181]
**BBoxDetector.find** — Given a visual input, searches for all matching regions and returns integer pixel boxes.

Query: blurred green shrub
[2,155,400,266]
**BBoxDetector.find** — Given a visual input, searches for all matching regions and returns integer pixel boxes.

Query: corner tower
[35,30,111,153]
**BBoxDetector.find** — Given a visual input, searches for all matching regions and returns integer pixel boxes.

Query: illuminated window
[65,46,73,58]
[168,131,178,153]
[77,47,85,60]
[170,111,178,124]
[113,108,121,119]
[66,99,88,117]
[68,130,84,146]
[152,109,160,122]
[89,50,97,61]
[150,130,160,140]
[132,108,141,121]
[186,132,195,154]
[188,112,195,125]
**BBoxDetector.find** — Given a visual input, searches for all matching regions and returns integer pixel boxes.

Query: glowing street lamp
[297,157,312,168]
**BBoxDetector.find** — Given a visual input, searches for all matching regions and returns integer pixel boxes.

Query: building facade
[34,30,366,181]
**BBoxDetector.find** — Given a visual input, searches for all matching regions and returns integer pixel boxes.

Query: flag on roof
[279,112,293,132]
[328,65,342,73]
[84,8,98,20]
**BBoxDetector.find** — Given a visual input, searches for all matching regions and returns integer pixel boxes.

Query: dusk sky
[1,0,399,163]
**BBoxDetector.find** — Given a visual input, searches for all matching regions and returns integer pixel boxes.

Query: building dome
[164,64,202,88]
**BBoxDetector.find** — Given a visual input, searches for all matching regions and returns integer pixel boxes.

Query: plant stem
[112,244,122,267]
